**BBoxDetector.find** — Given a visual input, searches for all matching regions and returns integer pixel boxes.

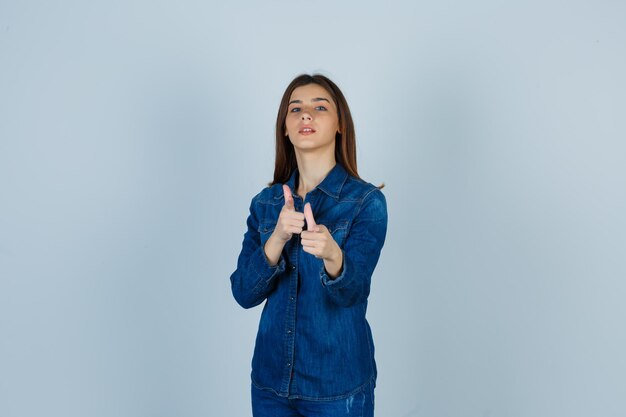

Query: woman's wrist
[264,233,286,266]
[323,247,344,278]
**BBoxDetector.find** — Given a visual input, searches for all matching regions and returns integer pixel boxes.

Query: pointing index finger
[304,202,318,231]
[283,184,294,210]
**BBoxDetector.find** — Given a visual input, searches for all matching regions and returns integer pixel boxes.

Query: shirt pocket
[327,220,349,248]
[257,220,277,247]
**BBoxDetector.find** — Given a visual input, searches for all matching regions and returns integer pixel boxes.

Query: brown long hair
[268,73,384,189]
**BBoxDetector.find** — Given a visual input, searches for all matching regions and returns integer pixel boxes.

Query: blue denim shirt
[230,162,388,401]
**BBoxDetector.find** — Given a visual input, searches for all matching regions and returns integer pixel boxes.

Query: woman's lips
[299,127,316,135]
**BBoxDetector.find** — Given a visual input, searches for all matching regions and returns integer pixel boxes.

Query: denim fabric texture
[251,378,375,417]
[230,162,388,401]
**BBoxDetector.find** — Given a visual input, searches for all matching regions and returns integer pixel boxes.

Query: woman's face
[284,83,341,154]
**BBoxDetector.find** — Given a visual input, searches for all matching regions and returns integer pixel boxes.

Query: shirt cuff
[320,249,351,289]
[251,246,286,293]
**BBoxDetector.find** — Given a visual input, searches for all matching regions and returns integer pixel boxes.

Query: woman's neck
[295,153,336,198]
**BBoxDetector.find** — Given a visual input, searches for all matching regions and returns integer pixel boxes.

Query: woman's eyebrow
[288,97,331,105]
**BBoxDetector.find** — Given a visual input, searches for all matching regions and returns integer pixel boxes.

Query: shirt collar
[286,162,349,200]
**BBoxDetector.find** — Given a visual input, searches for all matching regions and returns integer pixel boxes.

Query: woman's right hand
[272,184,305,244]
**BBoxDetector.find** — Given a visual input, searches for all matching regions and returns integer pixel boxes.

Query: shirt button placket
[281,250,298,395]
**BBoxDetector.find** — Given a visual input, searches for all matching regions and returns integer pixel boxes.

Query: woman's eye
[290,106,327,113]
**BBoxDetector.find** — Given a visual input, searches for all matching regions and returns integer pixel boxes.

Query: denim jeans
[251,379,375,417]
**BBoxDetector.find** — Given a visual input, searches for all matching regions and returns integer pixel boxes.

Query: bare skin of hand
[301,202,343,278]
[273,184,305,243]
[265,185,343,278]
[264,185,304,265]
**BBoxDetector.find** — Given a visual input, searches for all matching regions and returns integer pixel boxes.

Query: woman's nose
[300,112,312,121]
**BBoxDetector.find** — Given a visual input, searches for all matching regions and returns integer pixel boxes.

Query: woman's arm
[230,197,286,309]
[263,229,287,266]
[319,188,388,307]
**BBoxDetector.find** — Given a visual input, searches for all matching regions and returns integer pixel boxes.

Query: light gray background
[1,1,625,416]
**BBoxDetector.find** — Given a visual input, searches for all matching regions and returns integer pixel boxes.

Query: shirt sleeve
[319,188,388,307]
[230,195,286,309]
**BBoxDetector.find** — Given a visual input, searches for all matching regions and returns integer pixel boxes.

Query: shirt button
[287,330,292,334]
[287,363,291,367]
[290,265,296,271]
[290,296,295,301]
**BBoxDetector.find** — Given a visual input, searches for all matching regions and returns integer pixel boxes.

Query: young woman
[230,73,388,417]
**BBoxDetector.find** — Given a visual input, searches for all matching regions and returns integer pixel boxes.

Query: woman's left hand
[300,203,342,262]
